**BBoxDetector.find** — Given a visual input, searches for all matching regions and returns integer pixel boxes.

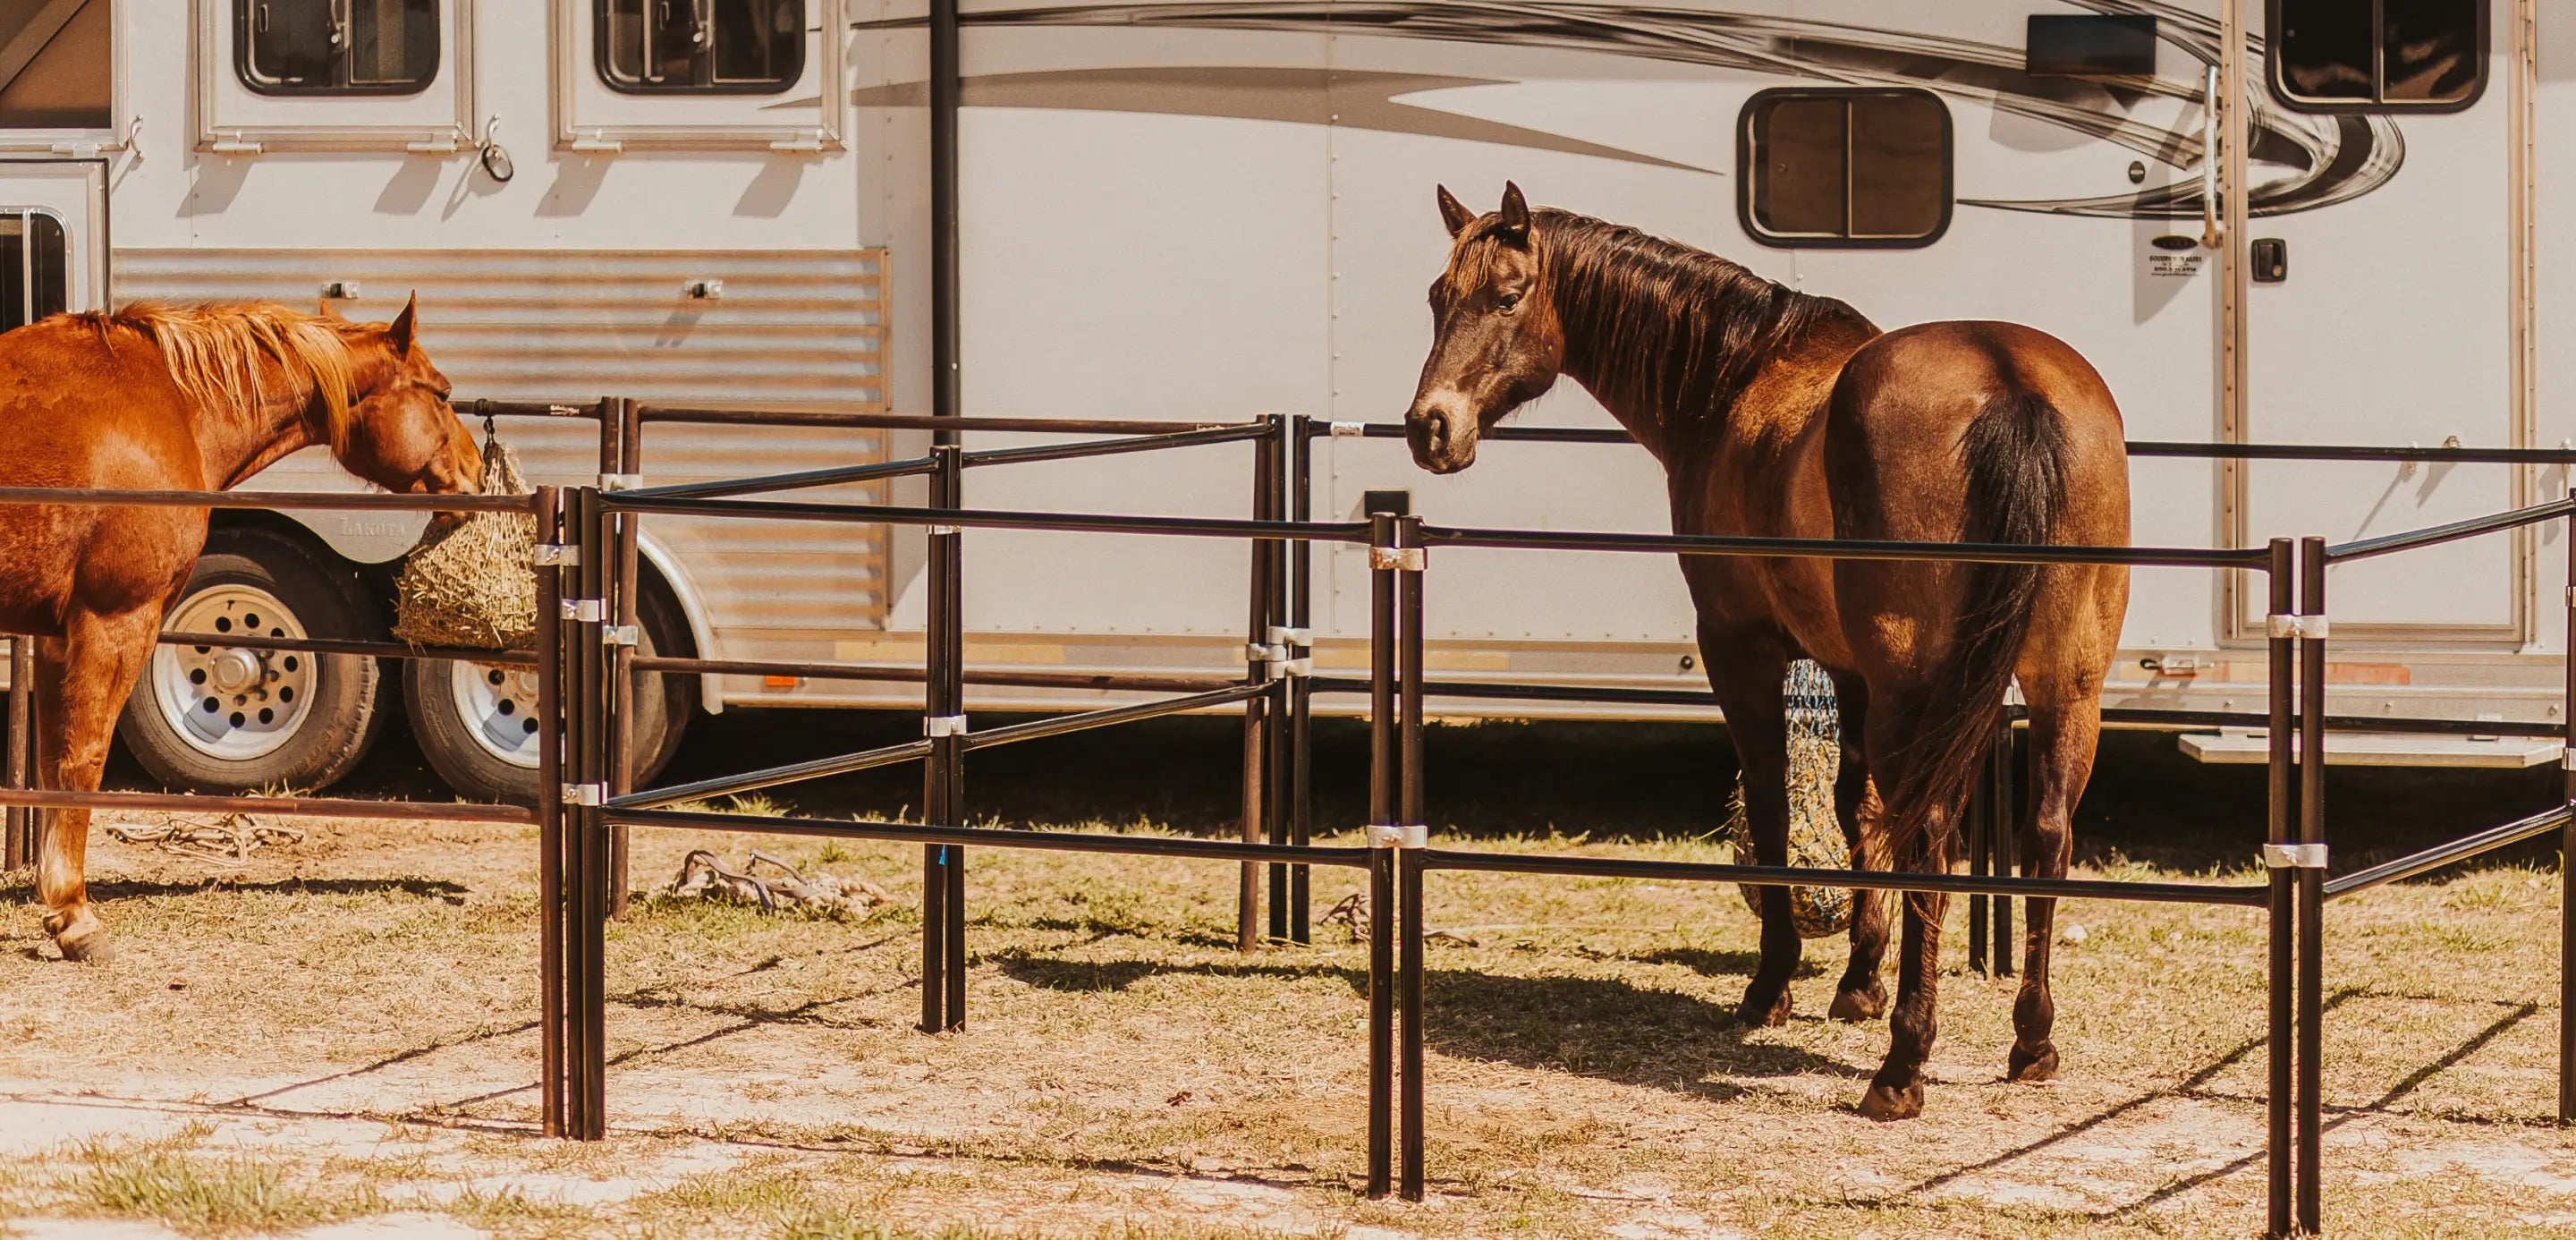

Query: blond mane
[80,302,357,449]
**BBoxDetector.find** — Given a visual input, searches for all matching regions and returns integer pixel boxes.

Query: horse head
[329,293,479,503]
[1405,181,1563,474]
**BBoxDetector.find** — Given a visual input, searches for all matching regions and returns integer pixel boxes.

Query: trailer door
[2238,0,2522,640]
[0,158,104,324]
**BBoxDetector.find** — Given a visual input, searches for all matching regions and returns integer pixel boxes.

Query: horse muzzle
[1404,399,1479,475]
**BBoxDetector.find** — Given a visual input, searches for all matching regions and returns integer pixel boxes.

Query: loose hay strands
[105,815,304,868]
[1718,659,1853,938]
[392,434,536,650]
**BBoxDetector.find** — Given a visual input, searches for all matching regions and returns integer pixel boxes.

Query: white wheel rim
[151,584,318,763]
[449,660,542,769]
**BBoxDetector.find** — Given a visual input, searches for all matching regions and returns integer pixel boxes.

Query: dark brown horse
[1405,184,2130,1119]
[0,298,478,963]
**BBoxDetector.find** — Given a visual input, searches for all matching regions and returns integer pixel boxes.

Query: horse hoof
[1828,982,1885,1023]
[2008,1042,2060,1083]
[54,926,115,965]
[1735,988,1792,1028]
[1857,1081,1925,1122]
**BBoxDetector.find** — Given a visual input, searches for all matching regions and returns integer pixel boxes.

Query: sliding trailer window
[2270,0,2485,113]
[236,0,439,96]
[0,208,67,331]
[597,0,803,94]
[1738,88,1951,249]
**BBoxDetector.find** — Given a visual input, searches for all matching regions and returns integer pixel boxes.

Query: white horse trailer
[0,0,2563,796]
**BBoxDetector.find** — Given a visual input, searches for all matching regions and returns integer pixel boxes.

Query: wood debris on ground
[105,814,304,865]
[663,848,888,917]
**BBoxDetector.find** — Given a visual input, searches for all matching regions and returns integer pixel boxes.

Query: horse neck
[189,360,330,489]
[1539,222,1824,466]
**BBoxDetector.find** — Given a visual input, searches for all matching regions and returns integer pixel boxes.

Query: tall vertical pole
[597,402,631,921]
[1289,417,1315,944]
[608,398,641,920]
[4,635,27,872]
[573,486,612,1140]
[2559,499,2574,1126]
[2296,537,2327,1235]
[1364,512,1397,1200]
[1990,710,2014,978]
[2264,538,2293,1236]
[1264,417,1295,944]
[1241,425,1274,952]
[929,0,962,448]
[1967,744,1990,975]
[1395,514,1427,1203]
[922,446,964,1032]
[533,488,566,1138]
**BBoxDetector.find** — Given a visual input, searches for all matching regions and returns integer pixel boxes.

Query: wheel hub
[451,659,542,769]
[149,584,318,762]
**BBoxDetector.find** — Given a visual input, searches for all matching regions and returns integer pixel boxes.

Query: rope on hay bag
[392,420,538,650]
[1719,659,1854,938]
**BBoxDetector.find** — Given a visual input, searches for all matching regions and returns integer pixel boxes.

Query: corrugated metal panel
[112,249,893,644]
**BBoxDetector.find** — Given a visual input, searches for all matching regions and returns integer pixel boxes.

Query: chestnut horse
[0,298,478,963]
[1405,185,2130,1119]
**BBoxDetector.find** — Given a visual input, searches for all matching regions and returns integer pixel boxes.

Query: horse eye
[1496,293,1521,312]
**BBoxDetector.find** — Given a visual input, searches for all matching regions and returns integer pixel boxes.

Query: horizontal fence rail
[610,806,1377,868]
[1301,418,2576,464]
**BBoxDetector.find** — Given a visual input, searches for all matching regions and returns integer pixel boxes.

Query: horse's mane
[1526,209,1863,442]
[72,302,355,449]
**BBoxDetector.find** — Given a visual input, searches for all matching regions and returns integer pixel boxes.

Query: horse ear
[386,292,418,355]
[1496,181,1530,242]
[1436,184,1475,238]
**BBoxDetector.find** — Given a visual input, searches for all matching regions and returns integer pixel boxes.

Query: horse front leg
[2008,690,2099,1083]
[1825,672,1887,1022]
[36,607,160,964]
[1699,624,1794,1026]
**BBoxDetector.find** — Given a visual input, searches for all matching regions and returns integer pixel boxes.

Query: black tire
[116,525,387,793]
[404,580,695,803]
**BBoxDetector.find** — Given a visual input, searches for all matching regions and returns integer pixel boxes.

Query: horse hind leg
[2005,688,2100,1083]
[1854,692,1958,1121]
[1825,672,1888,1023]
[35,607,160,964]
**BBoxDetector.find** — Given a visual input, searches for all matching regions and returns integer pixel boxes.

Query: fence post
[4,636,26,873]
[1265,417,1296,945]
[922,445,966,1032]
[2297,536,2328,1234]
[531,487,566,1138]
[1395,514,1427,1203]
[2560,496,2574,1126]
[1990,709,2014,978]
[607,397,642,920]
[1967,744,1990,975]
[2265,537,2294,1236]
[570,484,613,1140]
[1241,421,1275,951]
[1365,511,1397,1200]
[1289,415,1315,944]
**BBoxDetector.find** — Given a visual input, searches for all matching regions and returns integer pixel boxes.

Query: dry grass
[0,797,2570,1236]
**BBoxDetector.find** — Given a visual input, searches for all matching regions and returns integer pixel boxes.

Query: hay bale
[392,437,538,650]
[1719,659,1854,938]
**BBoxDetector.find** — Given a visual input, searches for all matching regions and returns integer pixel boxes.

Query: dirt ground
[0,724,2571,1238]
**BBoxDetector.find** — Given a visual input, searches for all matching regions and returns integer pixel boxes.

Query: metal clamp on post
[2266,613,2329,640]
[600,624,640,647]
[1269,657,1314,679]
[2560,748,2575,772]
[924,714,969,738]
[2262,843,2328,870]
[1366,824,1428,849]
[561,598,606,623]
[531,543,580,567]
[1267,625,1311,647]
[929,524,962,536]
[598,472,643,491]
[561,783,606,807]
[1244,642,1289,664]
[1329,420,1367,437]
[1369,547,1427,573]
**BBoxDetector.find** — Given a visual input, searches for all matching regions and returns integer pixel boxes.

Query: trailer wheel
[116,526,388,793]
[403,582,693,803]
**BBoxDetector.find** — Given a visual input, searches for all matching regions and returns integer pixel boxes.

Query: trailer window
[237,0,440,96]
[1739,89,1950,249]
[2271,0,2484,111]
[597,0,804,94]
[0,0,112,128]
[0,210,66,331]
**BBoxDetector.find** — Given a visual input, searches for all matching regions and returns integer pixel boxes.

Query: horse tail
[1885,388,2071,862]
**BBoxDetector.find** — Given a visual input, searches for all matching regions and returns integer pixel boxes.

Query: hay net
[392,431,537,650]
[1719,659,1854,938]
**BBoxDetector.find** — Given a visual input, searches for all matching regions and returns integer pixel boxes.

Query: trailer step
[2179,730,2563,769]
